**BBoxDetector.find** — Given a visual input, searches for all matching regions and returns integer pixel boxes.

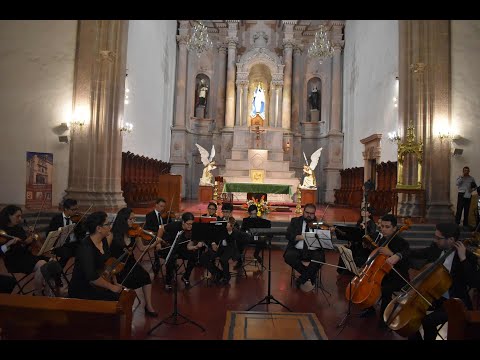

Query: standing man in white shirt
[455,166,477,229]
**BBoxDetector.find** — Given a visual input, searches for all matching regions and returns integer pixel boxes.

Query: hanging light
[307,24,334,64]
[187,21,213,57]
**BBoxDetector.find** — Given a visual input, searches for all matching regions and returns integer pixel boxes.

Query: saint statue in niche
[197,79,209,107]
[251,83,266,120]
[309,86,319,110]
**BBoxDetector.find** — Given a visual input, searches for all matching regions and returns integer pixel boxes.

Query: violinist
[0,237,18,293]
[360,214,410,327]
[202,202,222,220]
[284,203,325,293]
[68,211,122,301]
[0,205,55,296]
[47,198,85,269]
[145,198,173,275]
[110,208,158,317]
[155,212,197,290]
[407,223,480,340]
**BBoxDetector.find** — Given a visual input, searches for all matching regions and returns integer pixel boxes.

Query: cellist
[407,223,480,340]
[360,214,410,328]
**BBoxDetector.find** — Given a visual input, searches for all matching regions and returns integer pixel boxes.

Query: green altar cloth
[223,183,293,196]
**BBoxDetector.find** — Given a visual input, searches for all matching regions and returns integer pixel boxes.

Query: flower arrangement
[243,195,270,217]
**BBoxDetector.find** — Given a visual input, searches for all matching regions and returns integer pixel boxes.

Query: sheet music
[336,245,359,276]
[299,230,334,250]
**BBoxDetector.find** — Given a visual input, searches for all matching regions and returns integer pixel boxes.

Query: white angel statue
[196,143,216,186]
[300,148,323,189]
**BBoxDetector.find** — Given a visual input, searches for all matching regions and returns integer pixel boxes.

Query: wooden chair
[0,289,136,339]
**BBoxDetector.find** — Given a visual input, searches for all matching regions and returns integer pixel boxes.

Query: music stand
[242,217,270,270]
[147,230,206,335]
[38,224,76,256]
[336,244,360,333]
[245,226,292,312]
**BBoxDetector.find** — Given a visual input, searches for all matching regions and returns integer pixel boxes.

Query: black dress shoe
[360,307,376,318]
[145,307,158,317]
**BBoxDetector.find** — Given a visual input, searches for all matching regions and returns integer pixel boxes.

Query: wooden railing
[334,167,364,207]
[0,289,136,339]
[122,151,180,209]
[444,297,480,340]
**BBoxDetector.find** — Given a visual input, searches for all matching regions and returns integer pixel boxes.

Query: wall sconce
[438,130,453,142]
[388,131,401,143]
[393,96,398,108]
[120,122,133,133]
[284,140,291,152]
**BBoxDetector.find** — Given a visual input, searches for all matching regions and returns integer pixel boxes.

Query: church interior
[0,20,479,341]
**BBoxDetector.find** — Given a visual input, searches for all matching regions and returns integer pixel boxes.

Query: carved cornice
[282,20,297,25]
[176,34,189,45]
[99,50,116,63]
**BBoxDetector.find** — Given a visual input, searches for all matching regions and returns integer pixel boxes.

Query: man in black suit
[284,203,325,292]
[145,198,174,275]
[47,198,84,269]
[240,204,268,265]
[406,223,480,340]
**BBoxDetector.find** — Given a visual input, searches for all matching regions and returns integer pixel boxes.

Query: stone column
[324,21,345,203]
[169,21,190,198]
[235,82,242,126]
[398,20,453,220]
[215,43,227,129]
[225,21,239,128]
[242,82,248,126]
[330,23,345,134]
[174,21,189,128]
[275,86,283,128]
[65,20,128,211]
[281,22,295,131]
[269,82,276,127]
[291,45,302,133]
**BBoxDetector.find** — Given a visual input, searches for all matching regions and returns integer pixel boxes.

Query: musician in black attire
[360,214,410,327]
[199,217,245,285]
[68,211,122,301]
[406,223,480,340]
[0,238,18,293]
[240,204,267,265]
[155,212,197,290]
[284,203,325,292]
[47,198,85,269]
[110,208,158,317]
[202,202,222,219]
[0,205,53,296]
[145,198,173,275]
[337,206,377,274]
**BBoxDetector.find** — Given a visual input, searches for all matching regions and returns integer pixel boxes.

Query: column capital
[227,37,238,48]
[236,79,249,86]
[293,43,303,55]
[217,42,228,54]
[176,34,189,45]
[283,39,295,50]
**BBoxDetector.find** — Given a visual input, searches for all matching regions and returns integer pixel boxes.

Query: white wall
[122,20,177,161]
[0,20,77,207]
[342,20,399,168]
[450,20,480,206]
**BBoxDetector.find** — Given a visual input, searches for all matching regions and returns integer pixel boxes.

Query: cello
[345,218,412,309]
[383,240,471,337]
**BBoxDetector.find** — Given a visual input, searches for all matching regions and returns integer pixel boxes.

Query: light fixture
[70,108,88,128]
[124,72,130,105]
[120,122,133,133]
[187,21,213,57]
[438,130,453,141]
[393,96,398,108]
[284,140,291,152]
[388,131,401,143]
[307,24,334,64]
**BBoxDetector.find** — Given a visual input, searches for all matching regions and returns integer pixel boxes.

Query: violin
[383,239,473,337]
[0,230,20,246]
[70,212,91,223]
[160,210,177,221]
[345,218,412,309]
[127,223,156,241]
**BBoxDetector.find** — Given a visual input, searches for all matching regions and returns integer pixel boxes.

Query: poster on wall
[25,152,53,210]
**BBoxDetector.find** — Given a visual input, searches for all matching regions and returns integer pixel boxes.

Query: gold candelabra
[295,185,302,214]
[213,181,218,202]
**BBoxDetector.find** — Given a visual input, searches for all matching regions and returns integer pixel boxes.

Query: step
[225,159,290,172]
[222,176,300,188]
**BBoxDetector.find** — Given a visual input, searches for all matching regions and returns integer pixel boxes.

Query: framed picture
[250,169,265,183]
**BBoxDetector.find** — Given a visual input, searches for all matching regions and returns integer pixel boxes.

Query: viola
[382,240,473,337]
[345,218,412,309]
[101,248,132,282]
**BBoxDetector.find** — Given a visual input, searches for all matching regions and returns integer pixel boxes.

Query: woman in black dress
[0,205,50,296]
[68,211,123,301]
[111,208,158,317]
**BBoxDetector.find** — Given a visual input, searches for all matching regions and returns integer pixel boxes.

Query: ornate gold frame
[396,122,423,189]
[250,169,265,183]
